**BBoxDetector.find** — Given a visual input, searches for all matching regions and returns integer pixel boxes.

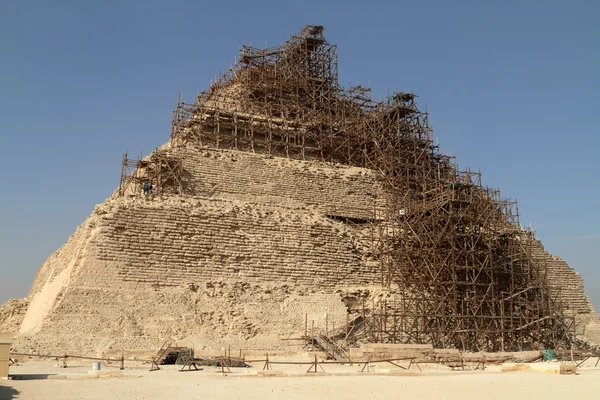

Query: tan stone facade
[12,147,385,355]
[2,144,597,355]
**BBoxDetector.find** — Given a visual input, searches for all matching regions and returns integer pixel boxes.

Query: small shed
[0,337,13,379]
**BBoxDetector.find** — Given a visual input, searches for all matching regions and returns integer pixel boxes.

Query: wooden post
[346,313,349,337]
[305,313,308,337]
[571,309,576,362]
[307,354,320,373]
[263,353,271,371]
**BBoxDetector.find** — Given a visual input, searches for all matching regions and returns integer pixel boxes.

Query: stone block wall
[15,283,351,356]
[165,145,387,220]
[75,198,379,290]
[0,299,28,334]
[530,239,594,314]
[14,147,385,355]
[9,143,598,355]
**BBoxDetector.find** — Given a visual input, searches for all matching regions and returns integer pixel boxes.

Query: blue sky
[1,0,599,309]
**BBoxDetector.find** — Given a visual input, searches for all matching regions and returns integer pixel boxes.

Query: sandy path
[2,363,600,400]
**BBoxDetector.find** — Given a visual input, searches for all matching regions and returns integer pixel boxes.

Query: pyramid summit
[2,25,598,356]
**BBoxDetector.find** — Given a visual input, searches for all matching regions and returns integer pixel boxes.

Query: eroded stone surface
[12,147,384,355]
[5,145,598,355]
[0,298,28,335]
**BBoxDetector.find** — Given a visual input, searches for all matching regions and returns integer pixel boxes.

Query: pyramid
[1,26,596,356]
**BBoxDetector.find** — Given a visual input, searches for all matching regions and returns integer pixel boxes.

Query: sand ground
[1,360,599,400]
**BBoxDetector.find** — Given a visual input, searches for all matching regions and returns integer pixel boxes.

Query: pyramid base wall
[13,284,366,356]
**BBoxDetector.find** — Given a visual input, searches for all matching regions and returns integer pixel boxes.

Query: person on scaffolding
[143,182,150,195]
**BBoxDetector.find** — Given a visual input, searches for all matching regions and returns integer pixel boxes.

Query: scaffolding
[169,25,572,351]
[118,151,184,197]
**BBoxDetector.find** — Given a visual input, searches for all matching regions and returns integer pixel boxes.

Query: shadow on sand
[0,384,20,400]
[9,374,58,380]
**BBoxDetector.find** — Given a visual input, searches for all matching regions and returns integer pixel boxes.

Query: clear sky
[1,0,599,309]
